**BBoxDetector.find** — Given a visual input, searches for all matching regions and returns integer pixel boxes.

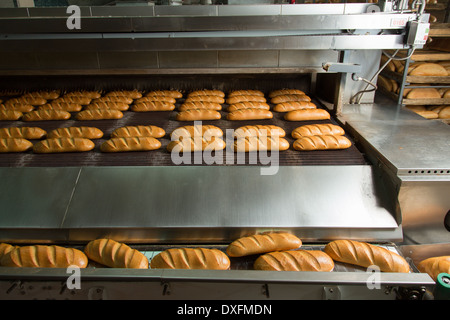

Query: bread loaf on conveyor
[293,135,351,151]
[269,89,305,98]
[227,101,270,112]
[0,245,88,268]
[84,238,149,269]
[176,109,221,121]
[254,250,335,272]
[5,96,47,106]
[47,126,104,139]
[0,110,23,121]
[228,90,265,97]
[53,96,92,105]
[63,91,101,99]
[22,90,60,100]
[227,108,273,121]
[226,233,302,257]
[273,101,316,112]
[418,256,450,281]
[324,239,411,273]
[33,138,95,153]
[234,136,290,152]
[179,102,222,111]
[38,102,83,112]
[167,136,226,152]
[170,125,223,141]
[0,103,34,113]
[284,109,330,121]
[22,110,71,122]
[75,109,123,120]
[146,90,183,99]
[111,125,166,139]
[270,94,311,104]
[233,125,285,139]
[291,124,345,139]
[0,138,33,153]
[85,101,130,111]
[187,89,225,98]
[0,127,46,139]
[150,248,230,270]
[226,95,266,105]
[105,90,143,99]
[185,95,225,104]
[93,96,133,105]
[131,101,175,112]
[100,137,161,152]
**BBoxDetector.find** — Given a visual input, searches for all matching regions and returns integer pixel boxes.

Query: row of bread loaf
[405,105,450,119]
[1,235,447,282]
[381,57,450,77]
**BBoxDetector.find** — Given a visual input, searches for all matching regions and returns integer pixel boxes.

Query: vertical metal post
[397,47,413,105]
[334,50,350,116]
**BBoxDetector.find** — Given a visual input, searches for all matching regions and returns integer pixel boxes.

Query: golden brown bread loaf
[22,110,71,122]
[23,90,60,100]
[150,248,230,270]
[0,245,88,268]
[93,96,133,105]
[85,102,130,111]
[136,96,176,104]
[438,106,450,119]
[0,126,46,139]
[284,109,330,121]
[179,102,222,111]
[33,138,95,153]
[0,103,34,113]
[234,125,285,138]
[146,90,183,99]
[228,90,265,97]
[105,90,142,99]
[293,135,351,151]
[131,101,175,112]
[0,243,15,260]
[0,138,33,153]
[254,250,335,272]
[176,109,221,121]
[111,125,166,139]
[415,110,439,119]
[84,239,148,269]
[324,240,410,273]
[170,125,223,141]
[270,94,311,104]
[47,126,104,139]
[269,89,305,98]
[227,108,273,121]
[226,233,302,257]
[64,91,101,99]
[408,62,448,76]
[188,89,225,98]
[185,95,225,104]
[75,109,123,120]
[167,136,226,152]
[291,124,345,139]
[418,256,450,281]
[6,97,47,106]
[234,136,289,152]
[404,88,441,99]
[38,102,83,112]
[226,95,267,105]
[0,110,23,121]
[100,137,161,152]
[227,102,270,112]
[273,101,317,112]
[53,96,92,105]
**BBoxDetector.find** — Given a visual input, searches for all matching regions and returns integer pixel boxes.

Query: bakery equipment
[0,1,448,300]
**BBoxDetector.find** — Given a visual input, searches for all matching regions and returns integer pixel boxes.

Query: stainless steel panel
[218,50,278,68]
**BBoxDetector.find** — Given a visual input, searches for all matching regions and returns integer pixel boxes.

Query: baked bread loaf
[150,248,230,270]
[105,90,142,99]
[254,250,335,272]
[408,62,448,76]
[269,89,305,98]
[226,233,302,257]
[438,106,450,119]
[0,103,34,113]
[284,109,330,121]
[179,101,222,111]
[39,102,83,112]
[234,125,285,139]
[84,238,148,269]
[33,138,95,153]
[234,136,289,152]
[23,90,60,100]
[185,95,225,104]
[228,90,265,97]
[47,126,104,139]
[111,125,166,139]
[404,88,441,99]
[23,110,71,122]
[75,109,123,120]
[0,126,46,139]
[0,245,88,268]
[176,109,221,121]
[291,124,345,139]
[188,90,225,98]
[167,136,226,152]
[135,96,176,104]
[93,96,133,105]
[227,102,270,112]
[415,110,439,119]
[85,102,130,111]
[170,125,223,141]
[131,101,175,112]
[227,108,273,121]
[53,96,92,105]
[273,101,317,112]
[270,94,311,104]
[146,90,183,99]
[418,256,450,281]
[5,97,47,106]
[293,135,351,151]
[324,240,410,273]
[0,110,23,121]
[0,243,15,260]
[0,138,33,153]
[64,91,101,99]
[100,137,161,152]
[226,95,266,105]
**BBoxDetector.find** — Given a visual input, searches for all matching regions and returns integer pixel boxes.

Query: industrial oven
[0,0,448,300]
